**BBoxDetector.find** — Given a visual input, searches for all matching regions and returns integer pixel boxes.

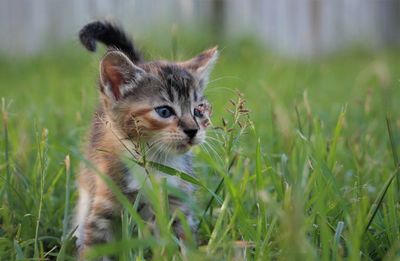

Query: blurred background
[1,0,400,57]
[1,1,400,259]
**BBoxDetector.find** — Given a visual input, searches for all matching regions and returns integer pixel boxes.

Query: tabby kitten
[74,21,217,255]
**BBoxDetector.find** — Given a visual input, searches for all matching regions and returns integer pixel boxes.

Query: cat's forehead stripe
[193,91,198,102]
[165,84,175,103]
[160,65,195,101]
[129,62,202,108]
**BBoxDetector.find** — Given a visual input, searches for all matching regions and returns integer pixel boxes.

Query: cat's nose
[184,129,198,139]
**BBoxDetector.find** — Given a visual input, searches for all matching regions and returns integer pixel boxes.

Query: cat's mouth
[175,142,192,153]
[175,139,199,153]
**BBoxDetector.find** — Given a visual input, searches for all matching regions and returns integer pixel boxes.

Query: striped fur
[74,21,218,259]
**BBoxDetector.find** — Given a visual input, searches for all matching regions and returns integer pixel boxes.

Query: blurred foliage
[1,32,400,260]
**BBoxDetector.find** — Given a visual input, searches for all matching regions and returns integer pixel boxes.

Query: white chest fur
[123,151,194,194]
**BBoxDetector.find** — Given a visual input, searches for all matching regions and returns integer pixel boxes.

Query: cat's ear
[100,50,145,101]
[181,46,218,88]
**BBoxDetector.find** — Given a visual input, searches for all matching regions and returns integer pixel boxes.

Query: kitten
[74,21,217,256]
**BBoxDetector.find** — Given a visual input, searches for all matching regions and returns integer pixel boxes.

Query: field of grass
[1,33,400,260]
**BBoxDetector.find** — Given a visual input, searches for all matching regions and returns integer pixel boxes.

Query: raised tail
[79,21,143,63]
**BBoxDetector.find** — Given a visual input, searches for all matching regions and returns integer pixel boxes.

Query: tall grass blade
[34,128,49,259]
[365,170,397,232]
[386,116,399,193]
[255,138,263,189]
[79,156,146,231]
[56,227,77,261]
[197,176,224,231]
[61,155,72,241]
[333,221,345,259]
[13,240,24,260]
[387,116,399,166]
[295,105,304,135]
[57,155,72,261]
[206,194,230,254]
[146,161,223,205]
[1,98,11,201]
[327,108,346,169]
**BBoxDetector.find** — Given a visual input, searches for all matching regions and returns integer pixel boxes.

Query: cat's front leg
[81,188,117,260]
[169,197,198,242]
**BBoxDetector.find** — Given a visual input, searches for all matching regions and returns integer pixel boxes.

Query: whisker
[162,144,172,166]
[144,139,164,157]
[151,143,165,162]
[154,141,169,163]
[203,141,224,164]
[199,144,212,159]
[207,75,240,85]
[145,141,161,160]
[147,143,163,162]
[206,128,224,134]
[205,136,223,144]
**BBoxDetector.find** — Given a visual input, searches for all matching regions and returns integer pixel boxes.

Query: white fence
[0,0,399,57]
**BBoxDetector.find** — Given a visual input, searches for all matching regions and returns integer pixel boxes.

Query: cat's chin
[174,139,204,154]
[174,143,193,154]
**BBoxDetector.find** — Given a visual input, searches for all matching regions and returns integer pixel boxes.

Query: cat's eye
[155,106,175,118]
[194,108,204,118]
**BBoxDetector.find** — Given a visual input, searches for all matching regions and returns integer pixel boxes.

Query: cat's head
[99,47,218,155]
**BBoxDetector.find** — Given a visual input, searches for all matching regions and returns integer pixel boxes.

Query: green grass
[1,33,400,260]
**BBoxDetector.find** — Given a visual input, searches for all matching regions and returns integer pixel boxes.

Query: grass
[1,31,400,260]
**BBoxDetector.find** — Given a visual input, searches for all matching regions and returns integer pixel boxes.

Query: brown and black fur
[74,21,217,259]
